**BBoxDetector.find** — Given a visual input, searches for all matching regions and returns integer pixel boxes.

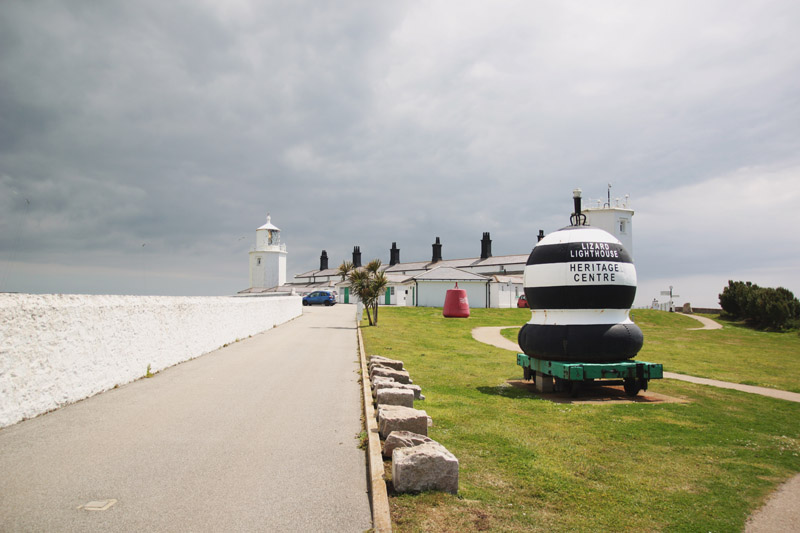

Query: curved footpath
[0,305,371,532]
[471,323,800,532]
[677,312,724,330]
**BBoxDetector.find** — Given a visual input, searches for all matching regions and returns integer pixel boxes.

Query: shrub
[719,280,800,330]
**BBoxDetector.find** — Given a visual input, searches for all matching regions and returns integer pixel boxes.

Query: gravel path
[0,304,371,532]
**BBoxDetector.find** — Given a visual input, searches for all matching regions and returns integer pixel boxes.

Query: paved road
[0,304,371,532]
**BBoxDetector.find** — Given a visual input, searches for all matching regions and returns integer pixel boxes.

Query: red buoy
[443,283,470,318]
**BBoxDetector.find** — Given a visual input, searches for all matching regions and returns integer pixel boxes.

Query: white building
[292,235,529,308]
[239,193,634,306]
[412,267,491,308]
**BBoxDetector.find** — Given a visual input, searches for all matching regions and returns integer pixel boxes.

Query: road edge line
[358,325,392,532]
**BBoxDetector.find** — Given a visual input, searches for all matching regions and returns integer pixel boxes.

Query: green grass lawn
[499,309,800,393]
[362,307,800,532]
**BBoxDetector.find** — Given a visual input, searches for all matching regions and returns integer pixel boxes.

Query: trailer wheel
[623,378,641,397]
[523,366,532,381]
[569,381,581,398]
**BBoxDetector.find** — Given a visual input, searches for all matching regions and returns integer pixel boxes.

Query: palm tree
[337,260,354,281]
[348,259,389,325]
[371,271,389,325]
[365,258,382,274]
[364,259,388,325]
[348,268,375,325]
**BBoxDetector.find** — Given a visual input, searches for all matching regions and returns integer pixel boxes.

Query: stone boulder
[370,367,412,385]
[377,405,428,439]
[368,355,405,371]
[392,442,459,494]
[368,362,395,375]
[371,376,396,390]
[367,359,405,370]
[372,380,423,400]
[376,387,415,408]
[382,430,434,458]
[368,363,406,379]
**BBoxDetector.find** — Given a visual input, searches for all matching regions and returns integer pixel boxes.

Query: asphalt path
[0,304,371,532]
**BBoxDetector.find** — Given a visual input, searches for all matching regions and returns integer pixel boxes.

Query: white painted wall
[265,251,287,288]
[0,293,302,428]
[415,281,488,308]
[394,285,414,306]
[337,286,360,304]
[583,207,634,257]
[490,282,523,308]
[250,251,265,287]
[249,249,286,289]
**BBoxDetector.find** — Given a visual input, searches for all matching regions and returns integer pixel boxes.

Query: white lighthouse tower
[249,214,287,289]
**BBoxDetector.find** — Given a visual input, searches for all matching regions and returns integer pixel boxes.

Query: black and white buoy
[517,189,643,363]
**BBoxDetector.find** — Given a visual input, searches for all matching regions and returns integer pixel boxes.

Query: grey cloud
[1,1,799,300]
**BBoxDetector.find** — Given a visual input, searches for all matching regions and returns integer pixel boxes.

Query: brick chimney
[480,232,492,259]
[431,237,442,263]
[389,242,400,266]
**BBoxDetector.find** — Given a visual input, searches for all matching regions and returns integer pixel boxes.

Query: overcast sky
[2,0,799,308]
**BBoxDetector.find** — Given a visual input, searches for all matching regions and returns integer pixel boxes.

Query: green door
[344,287,349,304]
[385,288,391,305]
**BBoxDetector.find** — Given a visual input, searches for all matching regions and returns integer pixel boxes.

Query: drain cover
[78,499,117,511]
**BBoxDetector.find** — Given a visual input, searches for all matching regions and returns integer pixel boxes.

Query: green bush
[719,280,800,330]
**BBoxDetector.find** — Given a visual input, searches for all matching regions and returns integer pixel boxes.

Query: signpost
[659,286,680,312]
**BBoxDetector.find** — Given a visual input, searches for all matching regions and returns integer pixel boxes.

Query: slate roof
[472,254,530,267]
[296,252,530,280]
[384,273,415,284]
[332,272,414,286]
[237,281,336,295]
[384,261,430,272]
[381,253,528,273]
[492,274,524,284]
[412,267,490,281]
[295,267,341,278]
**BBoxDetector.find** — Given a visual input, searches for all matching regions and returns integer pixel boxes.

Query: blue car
[303,290,336,306]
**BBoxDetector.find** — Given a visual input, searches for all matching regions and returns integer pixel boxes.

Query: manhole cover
[78,499,117,511]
